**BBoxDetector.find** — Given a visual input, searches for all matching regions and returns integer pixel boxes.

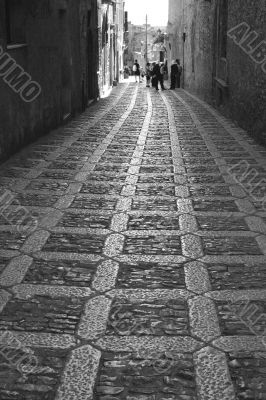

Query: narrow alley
[0,82,266,399]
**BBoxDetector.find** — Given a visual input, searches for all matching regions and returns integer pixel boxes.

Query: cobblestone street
[1,82,266,399]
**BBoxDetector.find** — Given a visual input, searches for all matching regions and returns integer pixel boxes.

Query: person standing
[170,60,178,89]
[133,59,140,83]
[145,62,151,87]
[176,59,182,88]
[152,61,165,91]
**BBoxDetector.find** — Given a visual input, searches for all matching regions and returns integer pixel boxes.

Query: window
[5,0,26,45]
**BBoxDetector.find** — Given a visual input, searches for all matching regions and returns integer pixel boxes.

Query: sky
[124,0,169,27]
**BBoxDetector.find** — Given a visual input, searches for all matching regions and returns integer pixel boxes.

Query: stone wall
[167,0,266,142]
[0,0,99,163]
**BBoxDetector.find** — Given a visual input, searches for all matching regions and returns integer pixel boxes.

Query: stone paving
[0,82,266,399]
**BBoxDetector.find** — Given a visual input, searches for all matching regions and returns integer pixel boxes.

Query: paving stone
[117,261,185,289]
[128,215,179,230]
[107,298,189,336]
[139,166,174,174]
[0,231,28,251]
[0,347,68,400]
[216,300,266,336]
[208,263,266,290]
[202,237,263,255]
[0,258,9,274]
[39,171,76,180]
[43,233,106,254]
[57,212,112,229]
[0,295,85,334]
[132,198,177,211]
[189,185,231,196]
[135,185,175,196]
[80,182,122,195]
[15,193,59,207]
[228,351,266,399]
[95,352,197,399]
[25,181,69,192]
[48,161,84,170]
[71,196,117,210]
[23,259,98,286]
[192,199,239,212]
[124,235,182,255]
[197,216,249,231]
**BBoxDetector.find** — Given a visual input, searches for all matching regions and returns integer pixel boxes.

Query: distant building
[124,22,167,69]
[167,0,266,141]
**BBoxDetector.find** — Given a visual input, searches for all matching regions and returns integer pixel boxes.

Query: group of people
[132,59,182,91]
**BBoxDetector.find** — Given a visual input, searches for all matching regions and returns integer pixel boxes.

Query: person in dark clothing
[176,59,182,88]
[152,61,165,91]
[170,60,178,89]
[151,62,156,87]
[170,59,182,89]
[133,60,140,83]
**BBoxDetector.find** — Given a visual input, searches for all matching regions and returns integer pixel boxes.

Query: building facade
[0,0,125,162]
[97,0,124,97]
[167,0,266,141]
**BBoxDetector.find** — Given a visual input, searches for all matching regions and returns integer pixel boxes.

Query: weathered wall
[0,0,98,162]
[167,0,266,142]
[226,0,266,140]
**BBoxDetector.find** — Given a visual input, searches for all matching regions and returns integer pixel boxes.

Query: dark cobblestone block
[95,164,129,173]
[0,169,27,179]
[43,233,106,254]
[128,216,179,230]
[25,181,69,193]
[209,263,266,290]
[48,161,84,170]
[80,183,122,195]
[86,173,127,183]
[0,258,9,274]
[39,171,76,180]
[203,237,263,255]
[0,348,68,400]
[124,235,182,255]
[55,154,89,162]
[132,198,177,212]
[23,259,98,286]
[193,199,238,212]
[143,151,172,158]
[254,201,266,212]
[197,217,249,231]
[184,158,216,166]
[100,156,132,163]
[95,352,197,399]
[117,261,185,289]
[228,352,266,400]
[71,196,117,211]
[0,296,84,334]
[217,301,266,336]
[135,185,175,197]
[141,158,173,165]
[139,166,174,174]
[26,152,51,161]
[57,212,111,229]
[6,159,40,169]
[186,166,221,174]
[188,175,225,184]
[107,298,189,336]
[138,175,175,184]
[15,193,59,207]
[189,185,231,197]
[0,231,27,250]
